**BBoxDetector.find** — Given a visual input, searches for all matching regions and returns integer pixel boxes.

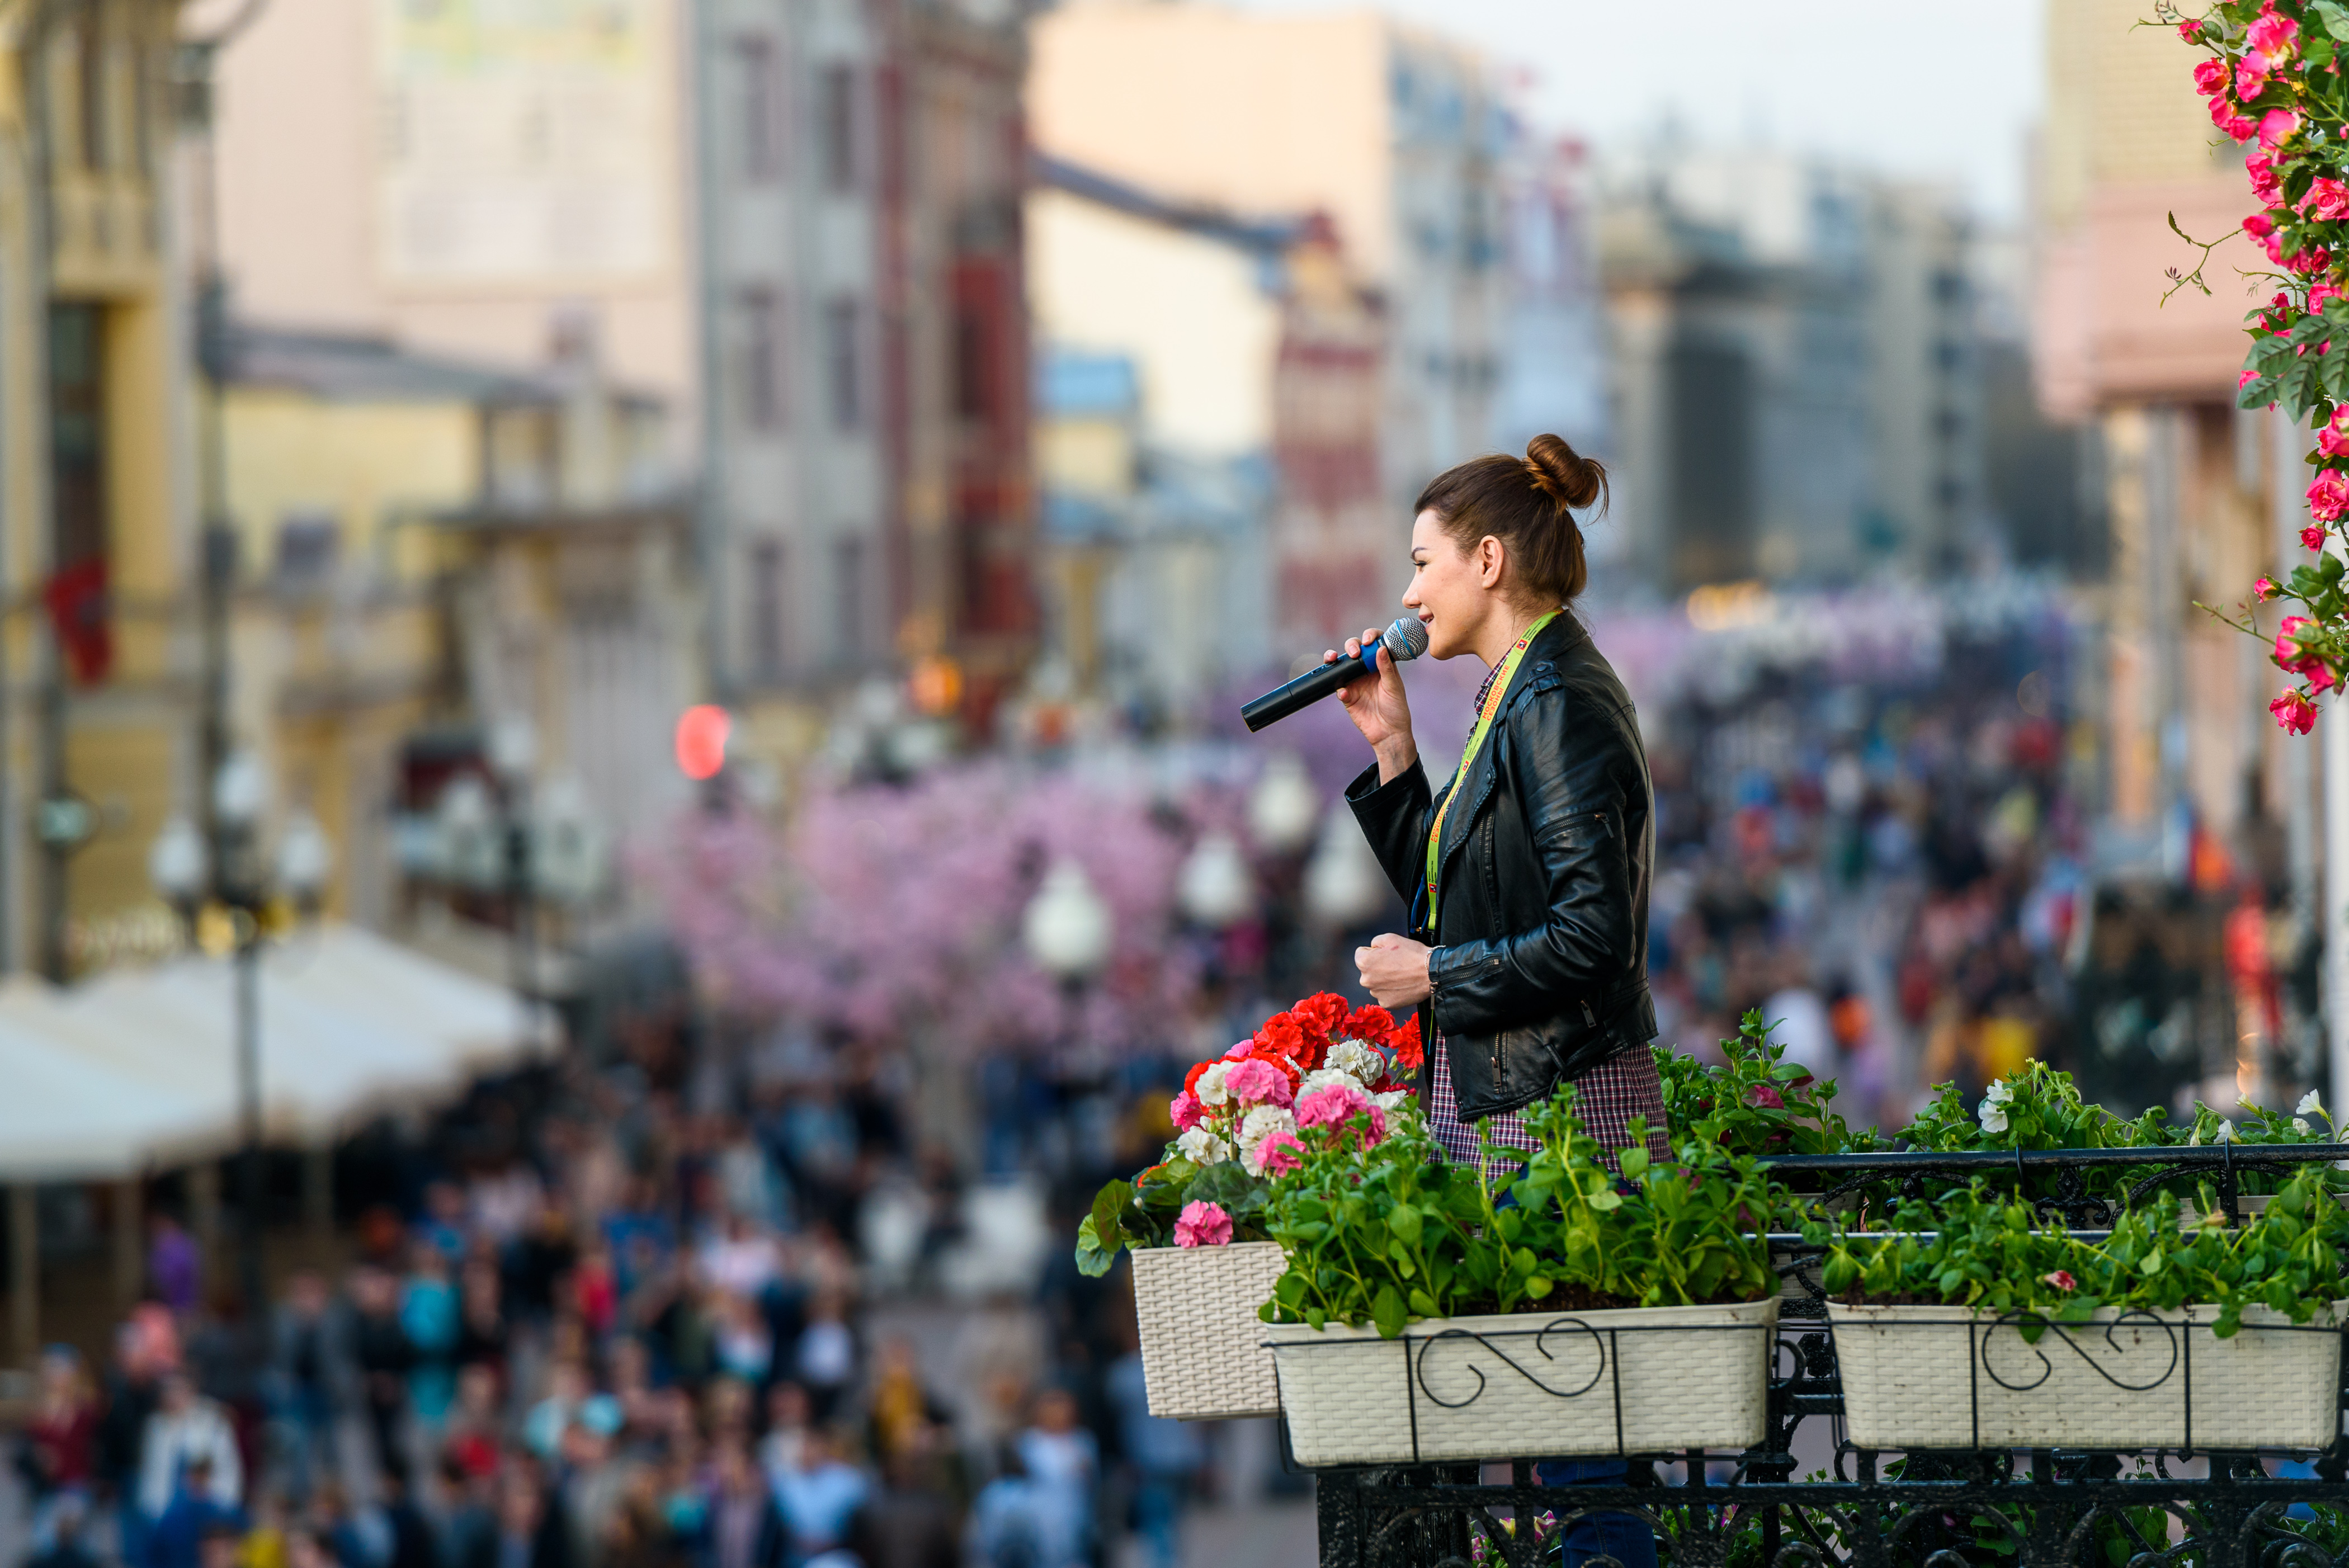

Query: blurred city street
[0,0,2326,1564]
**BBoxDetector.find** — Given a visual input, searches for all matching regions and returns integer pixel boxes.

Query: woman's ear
[1478,536,1507,589]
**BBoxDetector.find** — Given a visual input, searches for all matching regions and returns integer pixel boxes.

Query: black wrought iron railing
[1306,1142,2349,1568]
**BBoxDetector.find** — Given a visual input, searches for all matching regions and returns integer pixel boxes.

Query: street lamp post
[150,749,331,1322]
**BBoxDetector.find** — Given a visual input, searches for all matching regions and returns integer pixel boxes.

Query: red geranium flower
[1293,992,1348,1038]
[1389,1014,1425,1070]
[1341,1003,1395,1043]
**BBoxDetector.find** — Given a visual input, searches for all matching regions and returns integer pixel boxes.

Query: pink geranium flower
[1223,1056,1294,1108]
[1251,1130,1306,1176]
[2275,689,2319,734]
[2311,470,2349,523]
[1169,1090,1205,1131]
[1296,1084,1388,1147]
[1223,1040,1255,1061]
[1173,1200,1232,1248]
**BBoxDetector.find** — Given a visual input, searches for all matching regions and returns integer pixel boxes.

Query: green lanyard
[1425,609,1559,913]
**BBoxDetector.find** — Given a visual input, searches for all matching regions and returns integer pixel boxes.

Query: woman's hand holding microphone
[1325,625,1418,785]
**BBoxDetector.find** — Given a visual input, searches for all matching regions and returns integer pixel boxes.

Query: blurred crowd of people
[7,1040,1236,1568]
[1642,635,2087,1128]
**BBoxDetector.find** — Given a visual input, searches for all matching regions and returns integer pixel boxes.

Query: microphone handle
[1241,643,1383,733]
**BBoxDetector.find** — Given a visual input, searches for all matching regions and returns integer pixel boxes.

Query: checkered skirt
[1426,1026,1669,1178]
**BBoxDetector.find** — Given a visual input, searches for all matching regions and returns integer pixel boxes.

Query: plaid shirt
[1426,1027,1668,1178]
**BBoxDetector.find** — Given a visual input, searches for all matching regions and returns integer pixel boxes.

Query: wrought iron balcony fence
[1308,1141,2349,1568]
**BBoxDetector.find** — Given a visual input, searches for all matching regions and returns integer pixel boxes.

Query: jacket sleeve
[1424,689,1638,1036]
[1343,758,1433,908]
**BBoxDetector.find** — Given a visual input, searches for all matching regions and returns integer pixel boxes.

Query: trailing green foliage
[1652,1009,1869,1158]
[1805,1164,2349,1338]
[1259,1085,1780,1338]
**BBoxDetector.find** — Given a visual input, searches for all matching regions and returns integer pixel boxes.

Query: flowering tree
[2183,1,2349,730]
[637,763,1205,1055]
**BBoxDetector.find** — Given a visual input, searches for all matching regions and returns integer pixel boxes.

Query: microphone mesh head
[1383,617,1430,662]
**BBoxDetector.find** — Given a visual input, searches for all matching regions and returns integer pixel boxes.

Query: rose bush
[2180,1,2349,724]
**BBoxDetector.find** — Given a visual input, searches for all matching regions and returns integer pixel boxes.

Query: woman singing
[1329,432,1668,1178]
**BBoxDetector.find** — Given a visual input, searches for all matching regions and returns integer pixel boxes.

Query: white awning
[0,923,541,1181]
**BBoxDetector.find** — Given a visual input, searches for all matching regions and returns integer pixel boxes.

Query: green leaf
[1074,1214,1119,1278]
[1091,1179,1134,1249]
[1619,1146,1650,1183]
[1388,1203,1423,1247]
[2315,0,2349,40]
[1371,1283,1407,1339]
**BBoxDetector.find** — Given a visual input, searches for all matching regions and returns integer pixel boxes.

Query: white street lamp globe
[1022,858,1113,982]
[276,810,333,903]
[148,815,210,904]
[487,714,538,785]
[212,749,271,830]
[1304,802,1389,928]
[436,775,501,890]
[532,776,608,907]
[1177,830,1253,930]
[1247,752,1319,854]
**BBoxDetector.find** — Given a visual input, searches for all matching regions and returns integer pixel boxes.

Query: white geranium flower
[2300,1090,2328,1118]
[1299,1067,1365,1101]
[1195,1062,1232,1107]
[1373,1089,1413,1116]
[1176,1126,1233,1165]
[1236,1104,1296,1158]
[1328,1040,1385,1084]
[1978,1099,2009,1135]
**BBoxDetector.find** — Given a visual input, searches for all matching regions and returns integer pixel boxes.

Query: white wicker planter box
[1830,1301,2346,1451]
[1266,1296,1779,1465]
[1131,1241,1287,1420]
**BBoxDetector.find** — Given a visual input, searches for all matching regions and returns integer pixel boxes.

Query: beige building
[1030,0,1501,521]
[2035,0,2292,868]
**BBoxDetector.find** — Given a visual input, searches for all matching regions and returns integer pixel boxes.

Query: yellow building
[1,0,198,977]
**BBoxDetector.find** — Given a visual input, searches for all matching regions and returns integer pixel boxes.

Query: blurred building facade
[1030,0,1502,533]
[210,0,1038,744]
[2034,0,2294,876]
[1026,159,1282,717]
[0,0,200,976]
[1596,149,1985,594]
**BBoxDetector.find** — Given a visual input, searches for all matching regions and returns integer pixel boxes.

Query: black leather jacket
[1345,613,1655,1121]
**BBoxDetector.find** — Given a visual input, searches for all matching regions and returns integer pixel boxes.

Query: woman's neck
[1474,601,1554,670]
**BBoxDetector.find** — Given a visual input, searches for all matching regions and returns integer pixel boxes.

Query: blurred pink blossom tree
[637,764,1205,1055]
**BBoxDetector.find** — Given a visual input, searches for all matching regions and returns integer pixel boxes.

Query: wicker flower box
[1829,1301,2346,1451]
[1130,1241,1287,1420]
[1265,1296,1779,1466]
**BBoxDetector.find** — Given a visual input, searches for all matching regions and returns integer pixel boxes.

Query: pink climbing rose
[2275,689,2318,735]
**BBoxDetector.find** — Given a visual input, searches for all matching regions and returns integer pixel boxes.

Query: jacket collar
[1427,608,1587,899]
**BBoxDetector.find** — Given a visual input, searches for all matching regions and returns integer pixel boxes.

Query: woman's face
[1402,509,1499,661]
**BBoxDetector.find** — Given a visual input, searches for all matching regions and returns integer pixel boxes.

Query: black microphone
[1242,617,1430,733]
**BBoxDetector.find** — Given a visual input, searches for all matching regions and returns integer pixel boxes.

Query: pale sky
[1221,0,2048,223]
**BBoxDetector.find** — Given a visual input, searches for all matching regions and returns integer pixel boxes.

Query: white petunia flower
[2300,1090,2328,1118]
[1328,1040,1385,1084]
[1196,1062,1233,1107]
[2214,1118,2238,1144]
[1978,1100,2009,1135]
[1176,1126,1233,1165]
[2296,1117,2314,1136]
[1984,1079,2015,1107]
